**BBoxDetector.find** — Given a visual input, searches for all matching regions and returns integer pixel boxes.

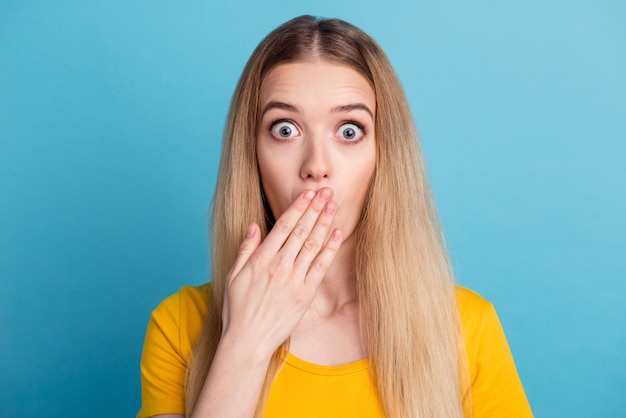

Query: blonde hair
[186,15,469,417]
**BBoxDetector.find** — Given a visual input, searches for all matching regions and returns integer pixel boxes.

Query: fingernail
[246,223,254,238]
[303,190,315,202]
[320,188,331,200]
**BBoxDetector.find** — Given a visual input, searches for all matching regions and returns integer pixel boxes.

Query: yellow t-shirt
[138,284,533,417]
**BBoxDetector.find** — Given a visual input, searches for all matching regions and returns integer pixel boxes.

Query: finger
[303,229,343,292]
[228,223,261,283]
[291,199,337,273]
[262,188,331,253]
[279,188,334,261]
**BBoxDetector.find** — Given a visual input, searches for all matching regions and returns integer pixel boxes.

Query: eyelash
[268,119,299,141]
[268,119,368,143]
[269,118,293,129]
[343,119,367,141]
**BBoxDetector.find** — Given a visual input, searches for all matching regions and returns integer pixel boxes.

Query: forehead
[259,60,376,111]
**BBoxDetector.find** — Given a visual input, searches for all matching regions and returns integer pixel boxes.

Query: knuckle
[275,253,287,266]
[302,238,320,253]
[293,294,307,307]
[274,219,291,234]
[269,255,289,277]
[267,269,281,281]
[293,224,309,239]
[238,242,254,254]
[313,258,327,272]
[270,265,288,282]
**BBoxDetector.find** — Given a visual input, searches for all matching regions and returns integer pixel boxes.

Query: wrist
[218,329,278,368]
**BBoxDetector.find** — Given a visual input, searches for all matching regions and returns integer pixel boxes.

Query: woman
[138,15,532,418]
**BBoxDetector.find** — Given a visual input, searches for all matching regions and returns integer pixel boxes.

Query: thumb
[228,223,261,283]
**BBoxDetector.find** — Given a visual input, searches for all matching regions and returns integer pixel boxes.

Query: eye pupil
[344,128,355,139]
[279,126,291,137]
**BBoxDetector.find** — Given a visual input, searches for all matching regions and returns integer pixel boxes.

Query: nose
[299,136,331,182]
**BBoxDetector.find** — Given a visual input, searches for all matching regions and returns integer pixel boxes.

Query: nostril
[300,150,331,180]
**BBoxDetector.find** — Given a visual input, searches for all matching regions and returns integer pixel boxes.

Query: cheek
[354,158,376,211]
[258,157,293,218]
[351,152,376,195]
[339,155,376,219]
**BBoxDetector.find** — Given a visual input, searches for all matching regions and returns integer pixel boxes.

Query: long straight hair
[186,15,469,417]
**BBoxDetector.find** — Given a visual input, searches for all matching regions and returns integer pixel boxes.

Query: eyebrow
[261,101,301,117]
[331,103,374,119]
[260,101,374,119]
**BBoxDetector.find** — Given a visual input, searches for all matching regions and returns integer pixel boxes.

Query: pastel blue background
[1,1,624,417]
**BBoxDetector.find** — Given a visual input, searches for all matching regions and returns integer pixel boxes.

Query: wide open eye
[336,122,364,142]
[271,120,300,139]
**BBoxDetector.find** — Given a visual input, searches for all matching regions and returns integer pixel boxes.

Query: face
[257,60,376,244]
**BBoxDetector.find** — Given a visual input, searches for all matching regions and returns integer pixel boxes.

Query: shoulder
[149,282,213,359]
[454,285,493,314]
[152,282,212,322]
[154,282,212,314]
[453,285,534,416]
[454,285,498,334]
[138,283,212,417]
[453,285,499,354]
